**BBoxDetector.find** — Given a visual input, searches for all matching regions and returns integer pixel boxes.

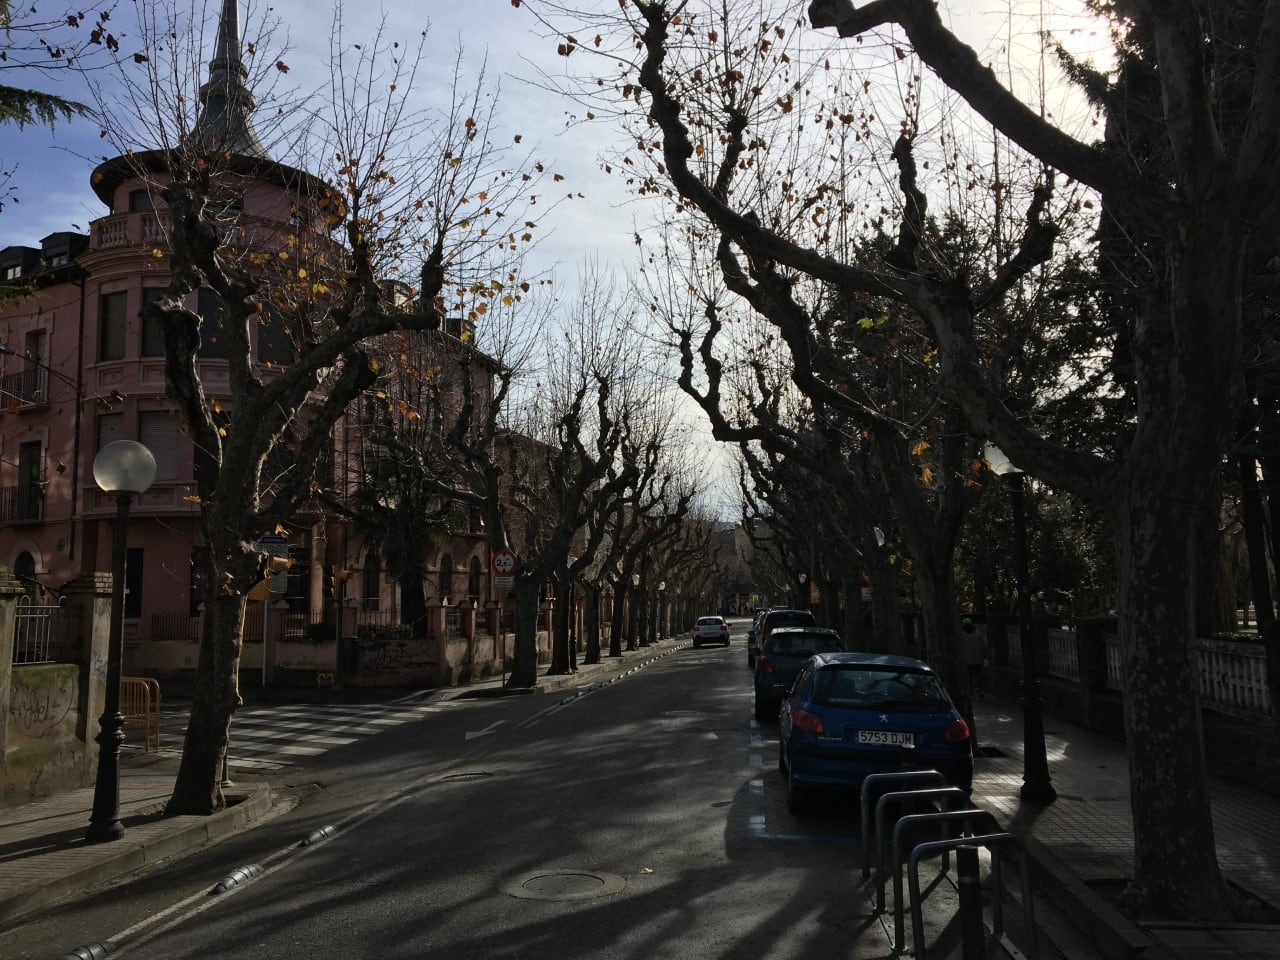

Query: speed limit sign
[491,549,518,576]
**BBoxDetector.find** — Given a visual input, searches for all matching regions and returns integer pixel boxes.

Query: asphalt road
[5,622,995,960]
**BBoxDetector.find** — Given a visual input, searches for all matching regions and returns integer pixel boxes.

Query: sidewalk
[970,697,1280,960]
[0,638,687,931]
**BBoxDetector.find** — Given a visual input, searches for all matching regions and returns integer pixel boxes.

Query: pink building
[0,1,531,685]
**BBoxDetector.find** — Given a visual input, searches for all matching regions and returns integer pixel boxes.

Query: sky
[3,0,1109,263]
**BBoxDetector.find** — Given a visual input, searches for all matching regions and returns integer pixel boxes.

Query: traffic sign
[491,549,518,576]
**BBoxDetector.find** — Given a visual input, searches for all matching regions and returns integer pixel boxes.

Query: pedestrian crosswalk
[124,691,447,771]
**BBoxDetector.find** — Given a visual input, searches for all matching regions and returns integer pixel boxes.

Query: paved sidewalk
[970,697,1280,960]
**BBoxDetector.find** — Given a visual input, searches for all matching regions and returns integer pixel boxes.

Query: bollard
[956,844,985,960]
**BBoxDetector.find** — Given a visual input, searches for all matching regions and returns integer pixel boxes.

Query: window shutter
[139,411,179,481]
[96,412,123,451]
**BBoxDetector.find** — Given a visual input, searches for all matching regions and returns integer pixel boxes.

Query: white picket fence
[1014,627,1273,718]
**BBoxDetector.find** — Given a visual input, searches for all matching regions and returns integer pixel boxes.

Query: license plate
[857,729,915,747]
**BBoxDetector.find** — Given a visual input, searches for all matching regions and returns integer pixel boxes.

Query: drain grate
[503,870,627,902]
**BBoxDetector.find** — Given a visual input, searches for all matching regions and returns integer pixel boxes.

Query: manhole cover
[503,870,627,902]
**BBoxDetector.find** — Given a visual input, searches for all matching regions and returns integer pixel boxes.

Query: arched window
[438,553,453,600]
[468,557,482,601]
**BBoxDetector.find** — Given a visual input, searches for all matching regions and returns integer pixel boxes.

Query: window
[196,288,229,359]
[139,411,180,481]
[17,441,42,520]
[99,291,127,361]
[468,557,482,601]
[128,189,154,212]
[284,545,310,613]
[46,253,68,266]
[141,288,166,356]
[361,556,381,612]
[96,412,123,451]
[124,548,144,618]
[4,264,22,280]
[438,554,453,600]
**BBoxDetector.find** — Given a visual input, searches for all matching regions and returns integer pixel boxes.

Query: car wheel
[754,698,774,723]
[787,762,812,815]
[693,640,701,649]
[723,638,731,647]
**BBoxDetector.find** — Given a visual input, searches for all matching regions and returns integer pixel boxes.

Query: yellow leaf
[370,358,381,372]
[278,251,289,260]
[151,248,165,259]
[921,466,934,485]
[297,268,308,279]
[182,494,202,503]
[910,440,930,457]
[376,391,386,399]
[218,426,228,437]
[502,295,514,306]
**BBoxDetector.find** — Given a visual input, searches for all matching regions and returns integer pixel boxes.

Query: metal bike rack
[907,832,1039,960]
[859,771,947,878]
[873,786,971,911]
[889,808,1003,949]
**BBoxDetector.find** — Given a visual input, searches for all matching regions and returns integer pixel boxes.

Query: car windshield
[812,666,951,711]
[767,633,842,657]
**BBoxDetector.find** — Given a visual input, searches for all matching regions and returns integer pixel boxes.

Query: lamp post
[797,572,808,609]
[631,572,641,650]
[86,440,156,842]
[983,443,1056,805]
[658,580,666,641]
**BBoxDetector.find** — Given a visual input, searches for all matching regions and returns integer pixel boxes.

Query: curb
[1019,835,1155,960]
[0,782,273,930]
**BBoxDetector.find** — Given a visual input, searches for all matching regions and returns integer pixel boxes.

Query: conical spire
[195,0,269,159]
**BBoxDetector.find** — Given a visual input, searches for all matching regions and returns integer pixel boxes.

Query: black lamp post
[984,443,1056,805]
[797,572,808,609]
[86,440,156,842]
[658,580,666,641]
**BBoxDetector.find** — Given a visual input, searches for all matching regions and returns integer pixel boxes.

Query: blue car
[777,652,973,813]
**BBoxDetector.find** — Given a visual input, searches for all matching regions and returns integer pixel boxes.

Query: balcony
[0,485,44,523]
[0,368,49,408]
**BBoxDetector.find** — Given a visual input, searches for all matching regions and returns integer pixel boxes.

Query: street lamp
[658,580,666,641]
[86,440,156,842]
[797,572,808,609]
[983,442,1056,805]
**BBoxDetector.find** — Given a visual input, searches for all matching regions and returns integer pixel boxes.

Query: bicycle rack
[907,832,1038,960]
[873,786,971,911]
[859,770,947,878]
[889,808,1003,949]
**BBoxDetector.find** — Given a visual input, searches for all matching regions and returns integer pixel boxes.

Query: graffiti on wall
[9,670,78,746]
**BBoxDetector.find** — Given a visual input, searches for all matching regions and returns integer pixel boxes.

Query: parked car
[777,652,973,813]
[692,615,731,648]
[748,607,816,667]
[753,626,844,722]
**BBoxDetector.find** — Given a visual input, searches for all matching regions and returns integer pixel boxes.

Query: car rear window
[697,617,724,626]
[766,633,842,656]
[812,666,950,710]
[767,611,814,630]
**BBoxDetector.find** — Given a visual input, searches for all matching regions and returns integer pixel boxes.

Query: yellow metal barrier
[121,676,161,752]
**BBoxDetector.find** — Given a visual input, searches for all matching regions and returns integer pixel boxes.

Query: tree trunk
[166,590,245,815]
[1114,489,1234,919]
[869,558,904,654]
[548,574,571,675]
[609,580,625,657]
[914,556,972,736]
[627,587,640,651]
[507,576,541,688]
[584,584,601,664]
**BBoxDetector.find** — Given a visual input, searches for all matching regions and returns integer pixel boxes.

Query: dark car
[747,607,815,667]
[777,652,973,814]
[753,626,843,722]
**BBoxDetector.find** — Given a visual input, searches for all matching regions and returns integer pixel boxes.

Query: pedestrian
[959,617,985,699]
